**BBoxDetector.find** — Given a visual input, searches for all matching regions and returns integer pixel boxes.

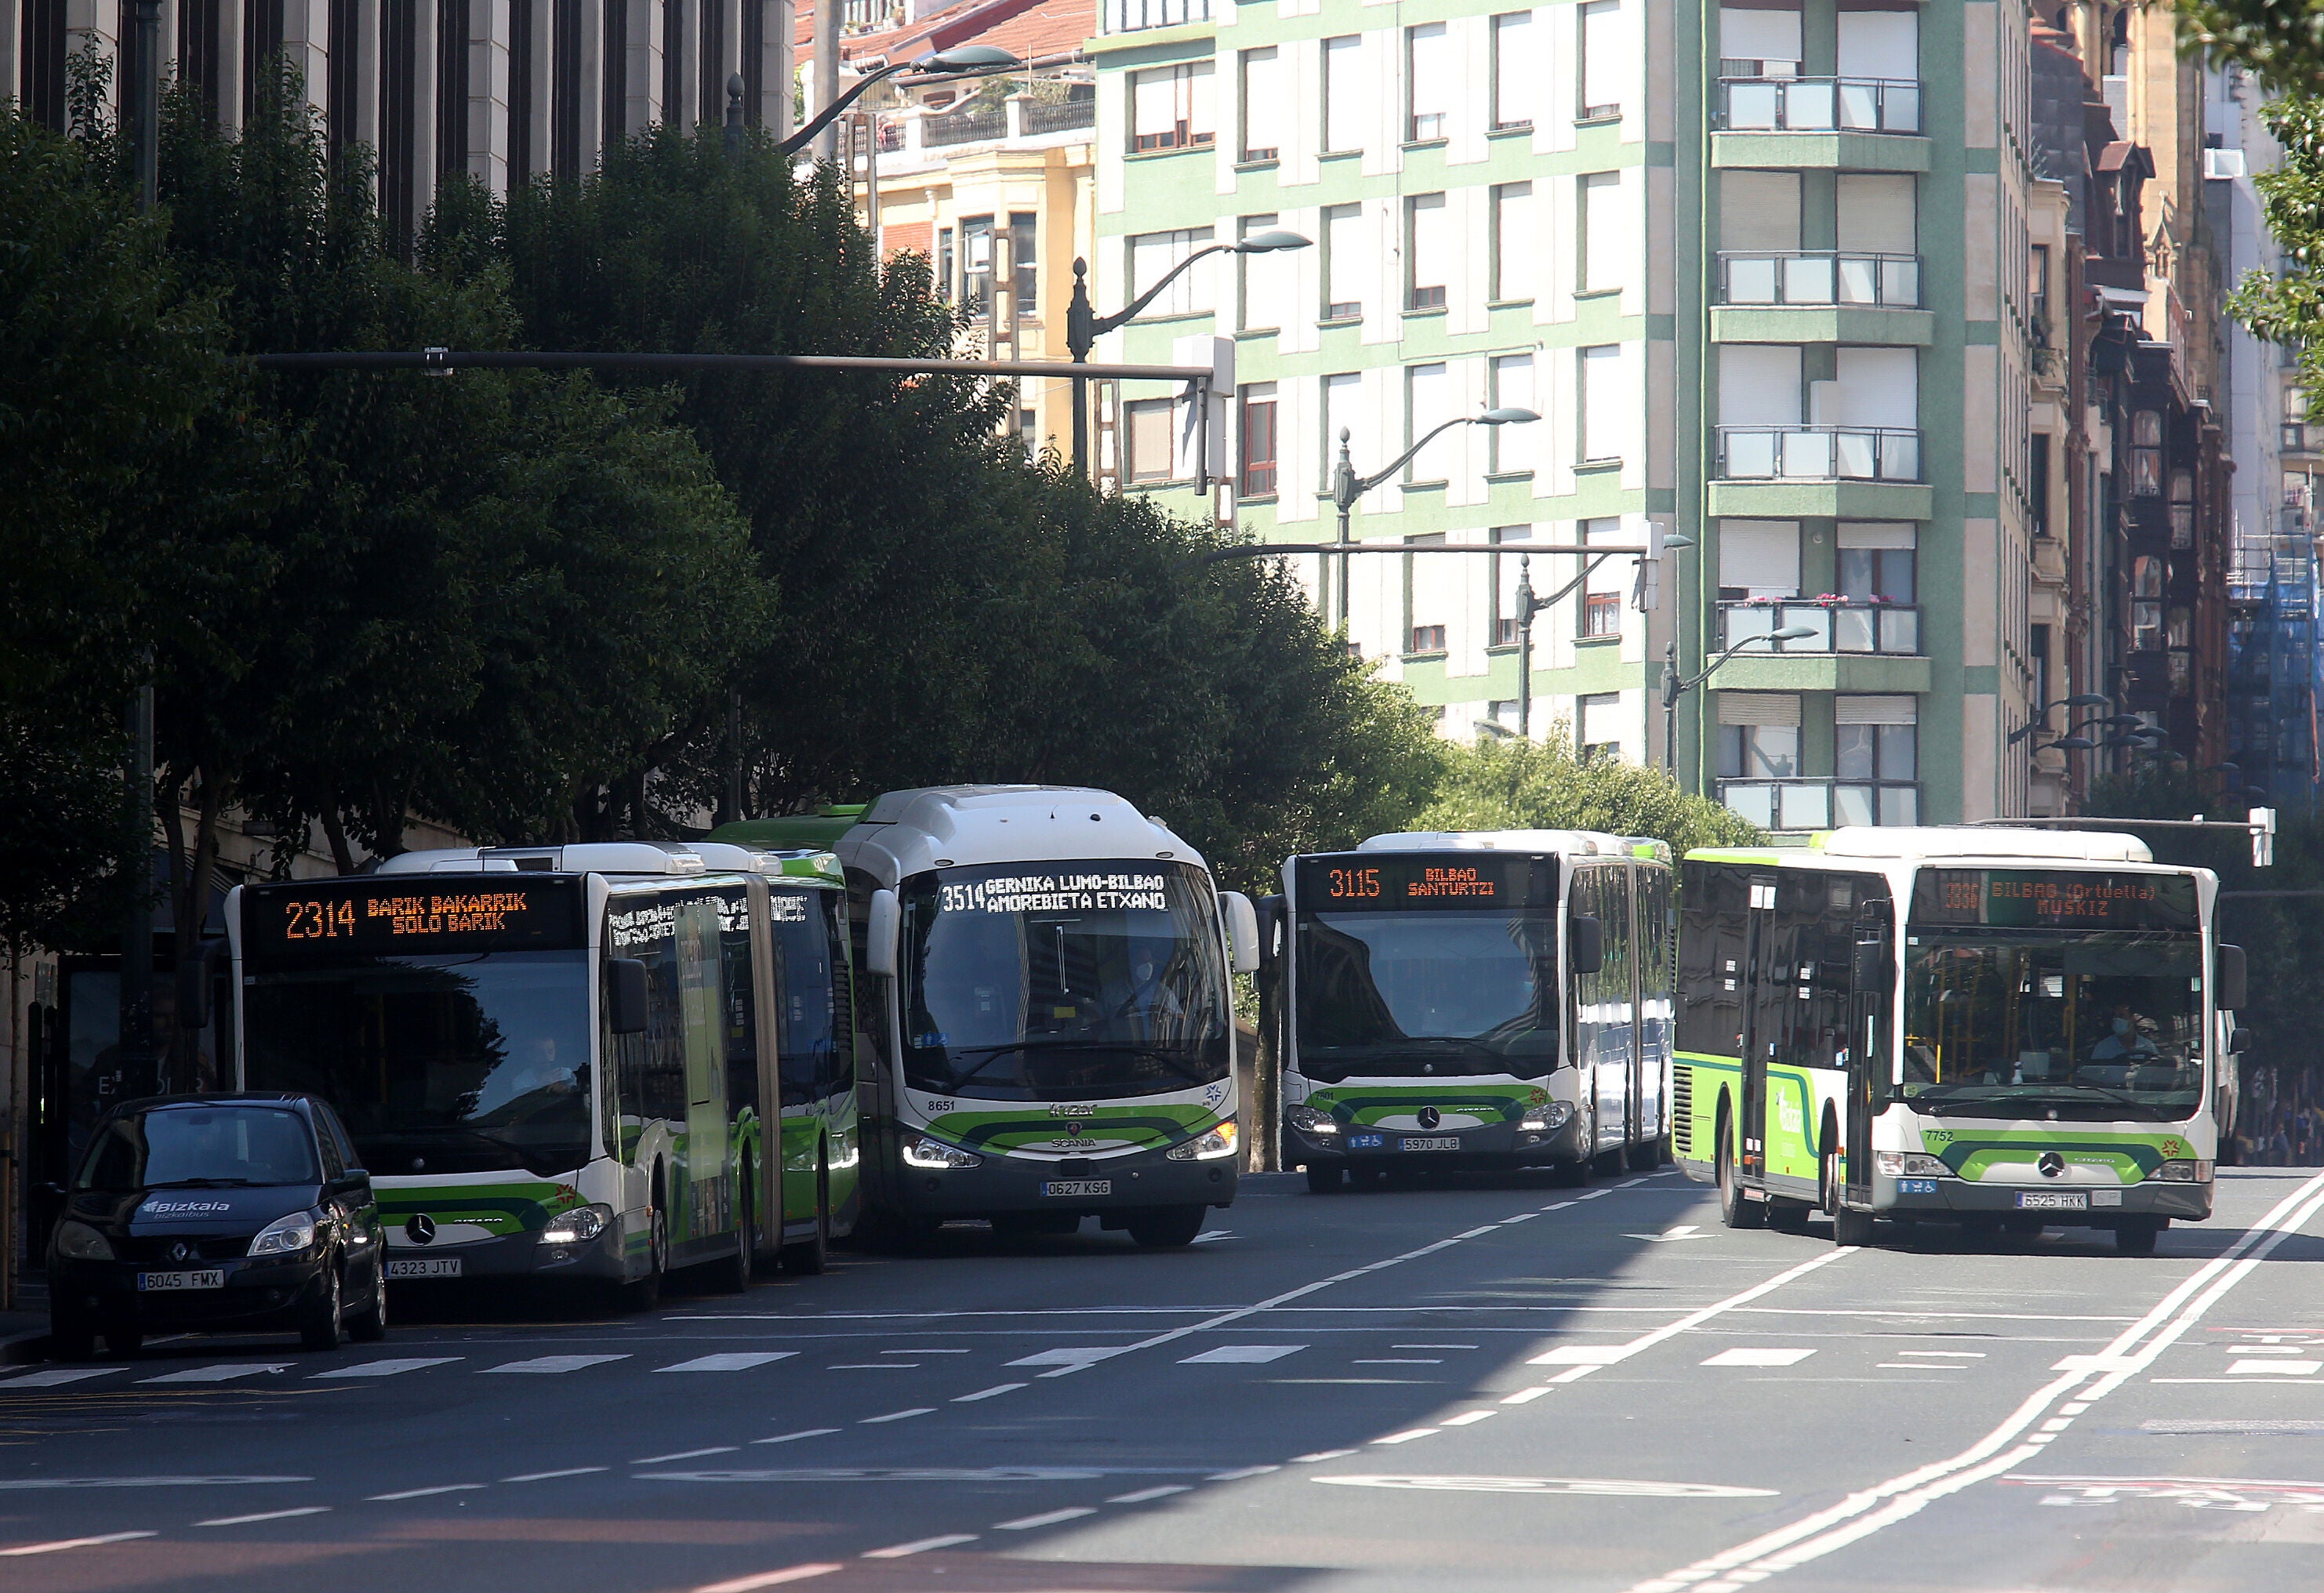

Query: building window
[1240,213,1290,331]
[1491,13,1534,131]
[960,215,994,317]
[1580,172,1625,294]
[2029,243,2051,343]
[2132,555,2164,649]
[1127,227,1215,318]
[1719,722,1800,780]
[1835,696,1918,825]
[1579,518,1624,638]
[935,227,954,300]
[1409,624,1448,654]
[1406,363,1451,480]
[1407,194,1448,310]
[1324,204,1363,321]
[2030,622,2051,714]
[1838,537,1915,601]
[1578,345,1629,463]
[1324,34,1364,154]
[1407,24,1451,142]
[1578,0,1625,121]
[2029,432,2051,537]
[1019,408,1040,460]
[1125,398,1175,483]
[1240,48,1282,161]
[1404,532,1447,656]
[1491,354,1535,474]
[1129,62,1215,153]
[1240,383,1279,497]
[2131,409,2163,496]
[2170,468,2195,549]
[1322,372,1361,491]
[1011,213,1037,314]
[1492,183,1534,303]
[1579,693,1621,760]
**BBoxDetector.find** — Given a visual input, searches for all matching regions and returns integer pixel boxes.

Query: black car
[47,1093,388,1359]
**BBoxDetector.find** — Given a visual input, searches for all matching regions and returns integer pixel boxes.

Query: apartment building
[1086,0,1679,762]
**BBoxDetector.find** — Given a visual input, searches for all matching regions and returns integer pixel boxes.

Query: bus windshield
[1901,930,2203,1120]
[899,861,1230,1100]
[1295,908,1561,1081]
[243,951,595,1176]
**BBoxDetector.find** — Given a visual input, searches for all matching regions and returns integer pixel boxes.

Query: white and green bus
[229,840,860,1307]
[1274,830,1676,1192]
[1673,826,2242,1253]
[835,786,1259,1250]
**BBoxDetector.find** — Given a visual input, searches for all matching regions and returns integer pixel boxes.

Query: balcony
[1712,251,1932,347]
[1719,777,1920,832]
[1717,425,1920,482]
[1712,76,1929,173]
[1720,600,1919,655]
[923,103,1006,147]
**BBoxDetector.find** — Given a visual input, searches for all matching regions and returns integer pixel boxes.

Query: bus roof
[373,840,841,885]
[1686,826,2155,866]
[1356,829,1649,858]
[708,805,868,852]
[835,786,1203,887]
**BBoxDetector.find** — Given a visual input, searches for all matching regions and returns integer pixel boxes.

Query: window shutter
[1718,692,1802,727]
[1133,70,1175,141]
[1579,1,1625,115]
[1835,695,1917,725]
[1408,24,1451,136]
[1241,49,1282,157]
[1410,194,1449,296]
[1324,35,1364,152]
[1493,14,1534,128]
[1717,521,1801,595]
[1837,522,1916,550]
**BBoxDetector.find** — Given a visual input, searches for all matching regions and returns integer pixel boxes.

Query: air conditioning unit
[2205,147,2248,180]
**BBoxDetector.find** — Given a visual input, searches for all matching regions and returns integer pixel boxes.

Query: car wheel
[348,1259,390,1343]
[1125,1206,1205,1249]
[781,1161,830,1275]
[300,1262,345,1352]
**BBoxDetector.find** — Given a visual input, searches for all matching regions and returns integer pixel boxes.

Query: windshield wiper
[140,1177,266,1188]
[941,1037,1215,1091]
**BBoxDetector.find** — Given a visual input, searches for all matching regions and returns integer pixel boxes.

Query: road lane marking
[632,1447,739,1464]
[1501,1387,1554,1404]
[829,1363,911,1370]
[1,1532,158,1555]
[138,1363,291,1384]
[953,1384,1027,1401]
[1531,1250,1854,1375]
[753,1428,841,1444]
[1629,1166,2324,1593]
[1008,1347,1137,1370]
[1549,1366,1601,1384]
[481,1355,630,1374]
[1317,1475,1778,1497]
[313,1358,462,1379]
[1290,1451,1359,1463]
[1894,1351,1985,1358]
[1109,1485,1193,1502]
[884,1348,970,1355]
[503,1468,608,1482]
[1458,1226,1499,1239]
[1208,1465,1281,1481]
[367,1484,487,1500]
[2231,1359,2319,1375]
[1180,1344,1305,1364]
[1396,1344,1478,1350]
[863,1535,977,1558]
[861,1407,935,1423]
[0,1368,118,1388]
[1354,1359,1442,1365]
[196,1508,332,1526]
[659,1354,797,1373]
[1877,1363,1965,1370]
[1701,1348,1817,1368]
[693,1564,844,1592]
[1443,1411,1498,1427]
[0,1475,309,1490]
[995,1507,1097,1529]
[1374,1428,1440,1445]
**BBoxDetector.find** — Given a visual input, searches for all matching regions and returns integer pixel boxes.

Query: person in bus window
[2091,1005,2160,1063]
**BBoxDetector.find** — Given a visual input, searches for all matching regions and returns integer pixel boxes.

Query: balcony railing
[1022,95,1097,136]
[924,103,1006,147]
[1717,251,1922,310]
[1716,425,1922,482]
[1108,0,1207,31]
[1718,75,1922,135]
[1719,778,1920,831]
[1720,600,1920,655]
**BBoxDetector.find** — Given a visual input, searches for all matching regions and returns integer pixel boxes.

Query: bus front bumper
[1876,1176,2212,1224]
[382,1224,628,1283]
[1286,1115,1585,1169]
[895,1145,1236,1219]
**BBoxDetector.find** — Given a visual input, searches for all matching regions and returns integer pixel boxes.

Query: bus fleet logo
[2039,1152,2065,1178]
[405,1214,437,1246]
[1417,1106,1442,1130]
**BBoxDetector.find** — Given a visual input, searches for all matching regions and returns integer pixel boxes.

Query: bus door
[1623,864,1645,1152]
[1738,876,1783,1181]
[1845,895,1892,1204]
[745,876,786,1251]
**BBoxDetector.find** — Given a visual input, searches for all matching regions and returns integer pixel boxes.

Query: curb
[2,1331,51,1365]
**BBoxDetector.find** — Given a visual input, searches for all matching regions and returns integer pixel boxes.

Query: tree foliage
[2224,95,2324,390]
[1416,732,1767,858]
[2178,0,2324,96]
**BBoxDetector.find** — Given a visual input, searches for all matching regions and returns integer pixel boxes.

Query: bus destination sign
[243,878,586,960]
[1297,855,1556,911]
[1910,869,2199,931]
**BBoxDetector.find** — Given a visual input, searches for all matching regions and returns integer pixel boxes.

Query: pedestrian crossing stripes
[658,1353,797,1373]
[138,1363,290,1384]
[481,1355,632,1375]
[312,1358,462,1379]
[1179,1344,1305,1365]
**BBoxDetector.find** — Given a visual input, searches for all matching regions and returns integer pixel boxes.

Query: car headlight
[1167,1120,1239,1161]
[1287,1105,1340,1135]
[539,1203,612,1244]
[247,1212,319,1258]
[902,1137,982,1170]
[54,1220,114,1261]
[1519,1101,1576,1132]
[1875,1152,1951,1178]
[2155,1159,2213,1182]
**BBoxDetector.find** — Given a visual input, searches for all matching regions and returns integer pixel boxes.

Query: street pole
[725,73,746,161]
[1661,640,1679,778]
[1068,258,1092,479]
[1516,555,1538,739]
[122,0,164,1094]
[1331,429,1355,633]
[812,0,841,163]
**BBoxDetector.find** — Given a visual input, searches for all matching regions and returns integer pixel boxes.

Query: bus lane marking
[863,1534,978,1557]
[481,1355,629,1375]
[1627,1166,2324,1593]
[692,1563,844,1592]
[0,1532,159,1555]
[138,1363,292,1384]
[659,1354,796,1373]
[0,1369,118,1388]
[312,1358,461,1379]
[953,1383,1026,1401]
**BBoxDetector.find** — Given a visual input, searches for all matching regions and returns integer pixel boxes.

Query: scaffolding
[2226,495,2324,810]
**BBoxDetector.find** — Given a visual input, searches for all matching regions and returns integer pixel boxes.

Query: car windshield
[1901,929,2204,1120]
[1295,909,1562,1081]
[243,950,594,1175]
[78,1105,318,1190]
[899,861,1230,1100]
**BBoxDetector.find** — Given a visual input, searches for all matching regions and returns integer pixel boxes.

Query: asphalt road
[5,1166,2324,1593]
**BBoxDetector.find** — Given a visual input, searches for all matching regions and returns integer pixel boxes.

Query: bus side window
[822,893,856,1098]
[1676,862,1746,1058]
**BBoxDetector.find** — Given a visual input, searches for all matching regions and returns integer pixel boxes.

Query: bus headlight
[2155,1159,2213,1182]
[1167,1120,1239,1161]
[248,1212,318,1258]
[1287,1106,1339,1136]
[539,1203,612,1244]
[1519,1102,1575,1132]
[902,1137,982,1170]
[54,1221,114,1261]
[1876,1152,1950,1178]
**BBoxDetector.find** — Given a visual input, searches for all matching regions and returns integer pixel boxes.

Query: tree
[1415,732,1767,858]
[2227,95,2324,394]
[2177,0,2324,96]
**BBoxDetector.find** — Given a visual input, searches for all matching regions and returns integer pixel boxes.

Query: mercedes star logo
[405,1214,437,1246]
[1417,1106,1442,1130]
[2038,1152,2065,1179]
[168,1241,194,1265]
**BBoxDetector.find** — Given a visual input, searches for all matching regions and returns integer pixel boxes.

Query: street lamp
[1500,532,1690,741]
[1323,408,1538,632]
[1659,625,1817,788]
[1065,230,1312,477]
[783,45,1022,161]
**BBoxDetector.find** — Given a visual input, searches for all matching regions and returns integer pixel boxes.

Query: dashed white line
[861,1407,935,1424]
[1702,1348,1818,1368]
[863,1534,978,1558]
[692,1563,844,1592]
[1,1532,158,1555]
[1290,1451,1358,1463]
[0,1368,117,1388]
[753,1428,841,1445]
[953,1383,1027,1402]
[197,1508,332,1526]
[1373,1428,1440,1445]
[1443,1410,1498,1427]
[632,1446,739,1464]
[482,1355,630,1375]
[994,1507,1098,1530]
[1549,1366,1602,1384]
[367,1483,487,1501]
[1180,1344,1305,1364]
[1501,1387,1554,1405]
[1208,1465,1281,1481]
[1353,1359,1442,1366]
[1458,1226,1499,1239]
[1109,1484,1194,1502]
[658,1353,796,1373]
[138,1363,290,1384]
[503,1467,608,1482]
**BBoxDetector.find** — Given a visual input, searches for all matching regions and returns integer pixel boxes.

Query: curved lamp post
[783,45,1022,161]
[1323,408,1538,632]
[1659,625,1817,789]
[1501,530,1691,741]
[1064,229,1311,477]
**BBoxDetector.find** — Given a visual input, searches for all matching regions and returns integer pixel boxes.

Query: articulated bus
[834,786,1259,1250]
[1275,830,1675,1193]
[227,840,860,1306]
[1672,826,2242,1253]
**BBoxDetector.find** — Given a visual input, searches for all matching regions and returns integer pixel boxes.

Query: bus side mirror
[176,940,224,1030]
[865,889,900,978]
[1255,894,1286,971]
[1222,892,1261,974]
[2217,945,2247,1013]
[1569,916,1604,976]
[605,958,650,1035]
[1852,940,1890,993]
[2229,1026,2253,1055]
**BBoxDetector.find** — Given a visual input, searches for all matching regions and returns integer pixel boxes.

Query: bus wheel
[1766,1199,1812,1234]
[714,1174,754,1294]
[625,1171,668,1311]
[2115,1218,2161,1256]
[1824,1147,1876,1248]
[1126,1206,1205,1249]
[782,1162,830,1275]
[1624,1136,1661,1174]
[1717,1114,1763,1230]
[1549,1152,1592,1188]
[1304,1161,1345,1194]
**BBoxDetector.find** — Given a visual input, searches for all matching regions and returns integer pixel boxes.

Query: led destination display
[242,877,587,960]
[1295,855,1558,911]
[1909,869,2199,931]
